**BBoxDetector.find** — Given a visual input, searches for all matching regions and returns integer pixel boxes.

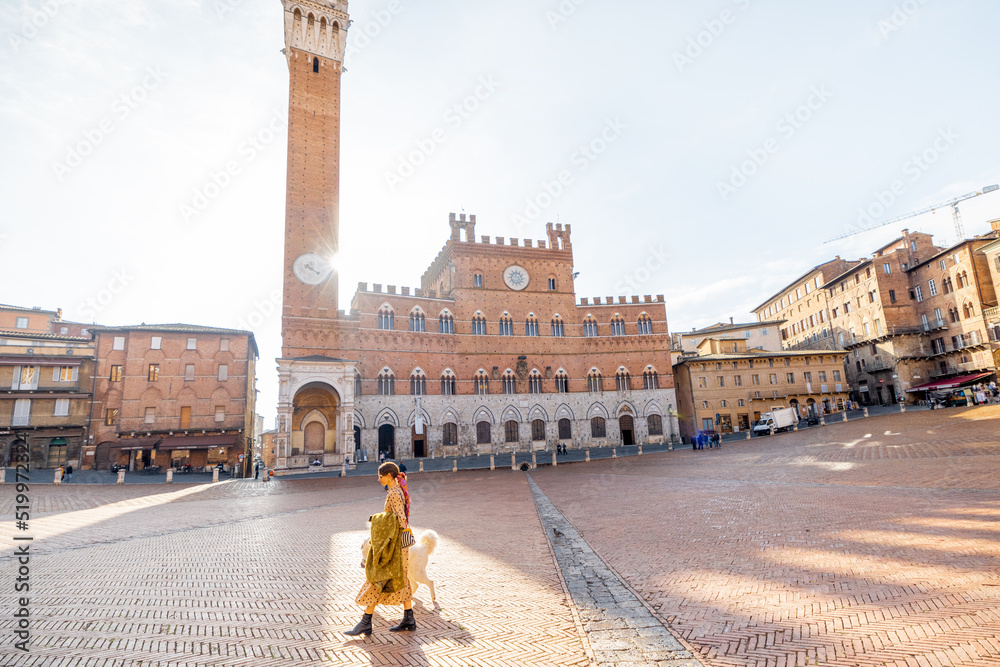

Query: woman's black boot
[344,613,373,636]
[389,609,416,632]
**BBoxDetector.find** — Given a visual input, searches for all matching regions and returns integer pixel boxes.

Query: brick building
[982,222,1000,347]
[273,0,678,470]
[674,319,785,355]
[88,325,258,473]
[673,338,849,440]
[0,328,94,468]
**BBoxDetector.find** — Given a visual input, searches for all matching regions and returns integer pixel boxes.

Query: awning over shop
[906,372,994,393]
[158,435,240,451]
[114,437,162,451]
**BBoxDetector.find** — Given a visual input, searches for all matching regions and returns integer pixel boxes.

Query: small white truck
[753,407,799,435]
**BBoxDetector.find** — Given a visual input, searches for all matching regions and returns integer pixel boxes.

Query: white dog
[361,529,439,603]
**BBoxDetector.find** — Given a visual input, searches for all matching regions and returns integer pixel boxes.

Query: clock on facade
[293,253,333,286]
[503,265,530,291]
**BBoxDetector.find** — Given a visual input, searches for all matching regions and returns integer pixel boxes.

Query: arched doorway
[378,424,395,460]
[291,383,339,463]
[354,425,362,451]
[619,415,635,446]
[789,399,800,418]
[806,399,817,417]
[46,438,68,469]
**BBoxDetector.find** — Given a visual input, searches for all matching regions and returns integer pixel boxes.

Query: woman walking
[344,461,416,636]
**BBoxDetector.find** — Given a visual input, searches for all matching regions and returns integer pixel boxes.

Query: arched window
[558,418,572,440]
[354,372,362,396]
[409,309,425,332]
[501,370,517,395]
[645,414,662,436]
[554,370,569,393]
[499,313,514,336]
[551,315,565,337]
[377,369,395,396]
[476,421,491,445]
[616,369,631,392]
[964,302,975,319]
[443,423,458,447]
[525,315,539,337]
[610,315,626,336]
[587,370,603,393]
[438,311,454,334]
[410,370,426,396]
[591,417,606,438]
[959,271,969,288]
[313,57,319,73]
[474,371,489,395]
[531,419,545,441]
[504,420,519,443]
[583,316,598,337]
[471,314,487,336]
[637,314,653,335]
[643,368,659,390]
[377,307,394,330]
[528,370,543,394]
[440,371,456,396]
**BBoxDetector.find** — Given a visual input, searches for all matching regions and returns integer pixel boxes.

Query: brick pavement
[0,404,996,666]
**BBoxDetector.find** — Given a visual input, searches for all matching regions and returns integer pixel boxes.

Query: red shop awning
[906,372,993,393]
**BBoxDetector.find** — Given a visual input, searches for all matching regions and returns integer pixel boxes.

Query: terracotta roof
[0,330,91,342]
[91,324,258,357]
[0,304,59,314]
[687,320,785,336]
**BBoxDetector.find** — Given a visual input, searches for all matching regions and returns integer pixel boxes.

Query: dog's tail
[417,529,439,555]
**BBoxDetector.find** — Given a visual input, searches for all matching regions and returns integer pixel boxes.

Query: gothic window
[409,371,427,396]
[591,417,607,438]
[354,372,362,396]
[409,310,425,332]
[377,370,395,396]
[587,371,603,393]
[525,315,539,337]
[474,273,484,287]
[440,371,456,396]
[647,414,663,436]
[531,420,545,441]
[377,307,395,330]
[551,316,565,337]
[438,312,454,334]
[558,418,572,440]
[471,314,487,336]
[554,371,569,393]
[499,314,514,336]
[637,314,653,335]
[502,371,517,395]
[476,421,491,444]
[964,302,975,319]
[443,423,458,447]
[504,420,519,443]
[313,57,319,73]
[610,315,626,337]
[616,369,631,392]
[474,371,489,395]
[643,369,659,390]
[528,370,543,394]
[583,317,598,337]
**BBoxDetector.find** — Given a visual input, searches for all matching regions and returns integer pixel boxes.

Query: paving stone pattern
[528,476,704,666]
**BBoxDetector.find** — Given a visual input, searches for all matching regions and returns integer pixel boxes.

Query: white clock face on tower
[293,253,333,286]
[503,265,530,291]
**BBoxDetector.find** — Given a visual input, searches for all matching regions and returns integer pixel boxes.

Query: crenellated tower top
[281,0,350,63]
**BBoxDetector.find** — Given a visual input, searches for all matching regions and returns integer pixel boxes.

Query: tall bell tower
[280,0,348,344]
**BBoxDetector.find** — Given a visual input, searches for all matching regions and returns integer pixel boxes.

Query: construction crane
[826,184,999,244]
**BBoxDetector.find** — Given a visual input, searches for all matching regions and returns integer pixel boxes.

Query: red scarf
[397,472,411,523]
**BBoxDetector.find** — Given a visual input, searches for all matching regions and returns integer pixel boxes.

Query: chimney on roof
[730,317,734,325]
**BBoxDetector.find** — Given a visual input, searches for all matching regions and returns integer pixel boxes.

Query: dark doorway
[887,386,897,404]
[378,424,395,460]
[354,425,361,451]
[619,415,635,446]
[7,440,27,466]
[411,425,426,458]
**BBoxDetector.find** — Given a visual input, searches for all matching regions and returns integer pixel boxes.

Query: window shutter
[11,366,20,390]
[53,367,61,382]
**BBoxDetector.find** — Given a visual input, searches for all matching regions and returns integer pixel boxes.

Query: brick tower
[280,0,348,334]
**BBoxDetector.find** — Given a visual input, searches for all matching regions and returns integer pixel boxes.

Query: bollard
[117,470,125,485]
[793,423,799,431]
[770,426,775,437]
[54,469,62,485]
[531,451,537,469]
[842,412,848,422]
[820,416,826,426]
[453,459,458,472]
[419,460,424,473]
[490,455,495,471]
[900,403,906,413]
[585,449,591,462]
[612,448,617,459]
[212,468,219,483]
[0,468,5,485]
[166,469,174,484]
[668,442,674,451]
[863,407,869,418]
[746,431,751,440]
[638,444,643,456]
[341,462,347,478]
[552,451,557,467]
[511,452,516,471]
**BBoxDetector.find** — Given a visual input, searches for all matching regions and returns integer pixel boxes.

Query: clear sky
[3,0,999,426]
